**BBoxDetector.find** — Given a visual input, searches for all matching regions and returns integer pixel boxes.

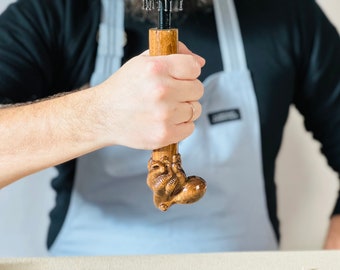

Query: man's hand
[97,42,206,150]
[0,42,205,186]
[324,215,340,249]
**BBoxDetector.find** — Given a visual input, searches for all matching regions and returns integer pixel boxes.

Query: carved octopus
[147,153,207,211]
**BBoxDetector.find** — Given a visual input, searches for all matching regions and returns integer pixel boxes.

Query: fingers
[141,46,205,102]
[166,54,203,80]
[143,53,204,81]
[185,102,196,123]
[140,44,204,127]
[169,101,202,125]
[170,79,204,102]
[178,41,206,68]
[168,100,202,142]
[141,41,205,80]
[104,43,205,149]
[185,102,195,123]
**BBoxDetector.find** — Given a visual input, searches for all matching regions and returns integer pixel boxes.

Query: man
[0,0,339,255]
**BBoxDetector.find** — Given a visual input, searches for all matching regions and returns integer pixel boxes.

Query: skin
[0,42,205,187]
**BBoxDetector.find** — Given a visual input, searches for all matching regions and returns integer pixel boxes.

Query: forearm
[0,46,205,187]
[0,87,106,187]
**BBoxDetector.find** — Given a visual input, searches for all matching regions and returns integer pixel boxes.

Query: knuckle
[152,83,168,100]
[145,58,165,75]
[154,108,170,122]
[152,124,171,146]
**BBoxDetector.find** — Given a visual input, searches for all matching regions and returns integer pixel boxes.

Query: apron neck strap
[213,0,248,72]
[90,0,125,87]
[91,0,248,87]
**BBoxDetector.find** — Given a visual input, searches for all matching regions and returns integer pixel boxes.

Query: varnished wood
[147,28,207,211]
[149,28,178,56]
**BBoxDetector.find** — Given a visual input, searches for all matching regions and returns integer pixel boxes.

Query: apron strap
[90,0,125,87]
[213,0,248,72]
[91,0,248,85]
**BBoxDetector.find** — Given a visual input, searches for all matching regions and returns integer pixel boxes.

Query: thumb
[178,41,206,68]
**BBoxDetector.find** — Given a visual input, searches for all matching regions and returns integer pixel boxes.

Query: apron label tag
[208,109,241,125]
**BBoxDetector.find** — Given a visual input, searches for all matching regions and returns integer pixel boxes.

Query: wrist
[84,83,119,148]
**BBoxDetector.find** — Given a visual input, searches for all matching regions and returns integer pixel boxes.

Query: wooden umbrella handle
[146,28,207,211]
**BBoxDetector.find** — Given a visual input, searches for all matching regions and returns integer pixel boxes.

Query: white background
[0,0,339,257]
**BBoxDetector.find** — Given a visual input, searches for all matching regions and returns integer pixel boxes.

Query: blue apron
[50,0,278,255]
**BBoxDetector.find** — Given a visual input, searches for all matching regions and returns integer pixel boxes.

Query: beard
[125,0,214,23]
